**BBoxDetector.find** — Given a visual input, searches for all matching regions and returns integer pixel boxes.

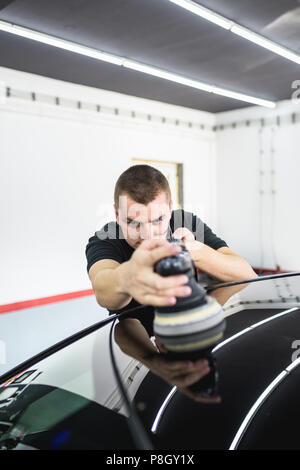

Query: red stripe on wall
[0,266,287,314]
[0,289,94,314]
[253,266,285,275]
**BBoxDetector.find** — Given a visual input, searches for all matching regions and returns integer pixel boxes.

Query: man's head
[114,165,173,248]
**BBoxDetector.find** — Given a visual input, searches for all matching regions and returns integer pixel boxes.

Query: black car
[0,272,300,450]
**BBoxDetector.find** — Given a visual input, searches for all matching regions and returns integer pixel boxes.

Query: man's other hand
[173,227,204,262]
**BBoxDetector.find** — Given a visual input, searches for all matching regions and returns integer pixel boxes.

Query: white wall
[0,66,216,306]
[215,101,300,271]
[1,65,300,376]
[1,66,299,306]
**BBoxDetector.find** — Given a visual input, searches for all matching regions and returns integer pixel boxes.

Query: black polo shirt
[85,209,227,336]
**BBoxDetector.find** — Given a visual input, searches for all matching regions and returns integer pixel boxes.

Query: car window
[1,273,300,450]
[0,321,150,450]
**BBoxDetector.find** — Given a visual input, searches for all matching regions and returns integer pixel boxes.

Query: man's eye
[129,221,140,228]
[152,217,163,225]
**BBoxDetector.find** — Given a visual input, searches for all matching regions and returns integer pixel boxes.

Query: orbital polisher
[153,238,226,397]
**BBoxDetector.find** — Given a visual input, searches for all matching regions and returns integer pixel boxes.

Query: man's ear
[169,199,173,214]
[114,204,119,224]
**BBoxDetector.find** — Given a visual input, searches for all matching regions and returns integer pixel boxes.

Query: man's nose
[140,223,153,239]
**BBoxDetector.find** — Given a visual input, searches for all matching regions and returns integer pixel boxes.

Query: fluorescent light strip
[229,356,300,450]
[229,370,288,450]
[124,60,275,107]
[231,25,300,65]
[286,356,300,373]
[0,20,123,66]
[168,0,233,30]
[213,307,298,353]
[151,386,177,433]
[167,0,300,66]
[0,20,275,108]
[212,328,252,352]
[123,59,213,93]
[211,86,274,108]
[245,307,298,328]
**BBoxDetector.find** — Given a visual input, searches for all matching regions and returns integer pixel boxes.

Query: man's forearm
[194,244,257,282]
[114,318,158,365]
[210,283,248,306]
[93,262,132,310]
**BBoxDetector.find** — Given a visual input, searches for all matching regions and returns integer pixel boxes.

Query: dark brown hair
[114,164,171,207]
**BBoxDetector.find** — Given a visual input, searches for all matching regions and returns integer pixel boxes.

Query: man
[86,165,257,402]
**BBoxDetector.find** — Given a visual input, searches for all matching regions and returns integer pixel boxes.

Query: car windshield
[0,322,149,450]
[0,272,300,450]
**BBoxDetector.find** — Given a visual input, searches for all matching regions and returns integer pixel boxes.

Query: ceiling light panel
[0,20,276,108]
[0,20,123,66]
[167,0,233,29]
[123,59,214,92]
[231,25,300,65]
[167,0,300,65]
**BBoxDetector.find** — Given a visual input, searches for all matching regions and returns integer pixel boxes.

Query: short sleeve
[170,209,228,250]
[203,223,228,250]
[193,213,228,249]
[116,305,155,337]
[85,235,124,273]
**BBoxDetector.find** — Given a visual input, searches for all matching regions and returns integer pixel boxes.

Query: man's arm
[194,245,257,282]
[88,239,191,310]
[173,227,257,283]
[88,259,132,310]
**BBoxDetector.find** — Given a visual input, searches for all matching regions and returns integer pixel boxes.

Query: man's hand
[144,340,221,404]
[173,227,204,262]
[117,238,191,307]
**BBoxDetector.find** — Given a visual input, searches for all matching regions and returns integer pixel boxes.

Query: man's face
[115,191,173,249]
